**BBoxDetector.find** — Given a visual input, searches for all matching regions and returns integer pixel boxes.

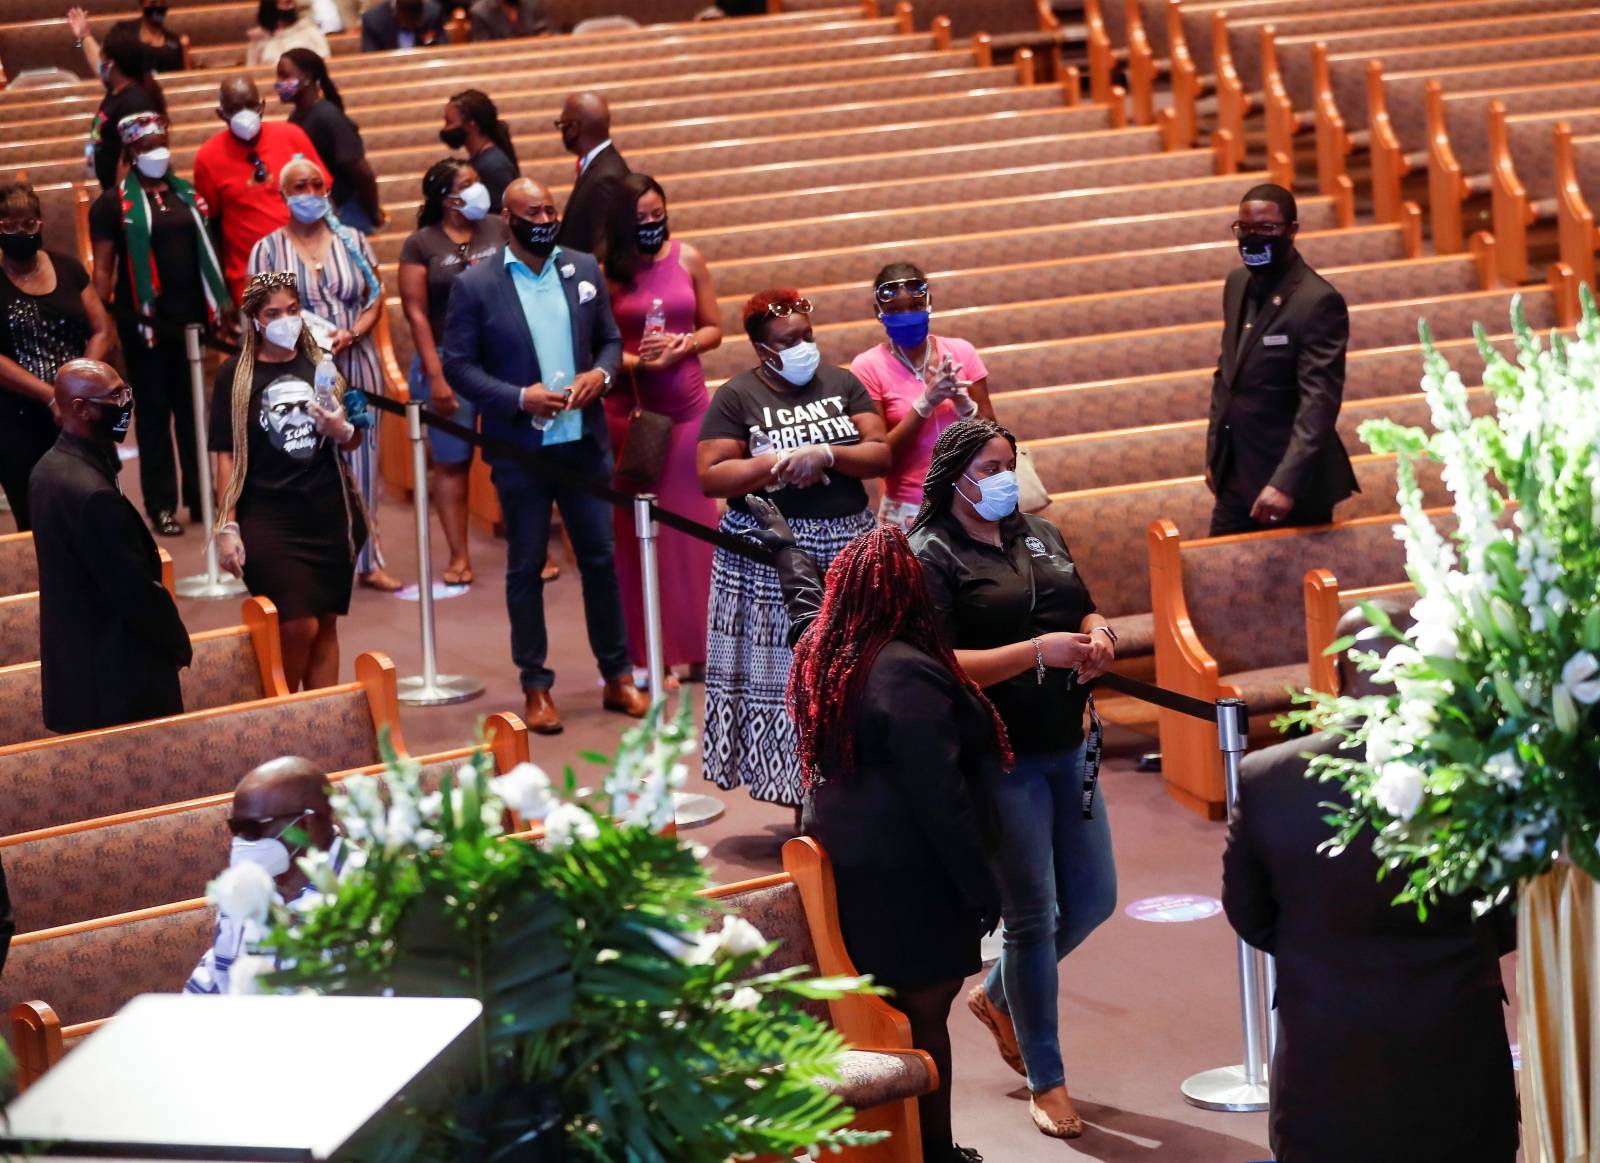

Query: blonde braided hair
[213,271,368,559]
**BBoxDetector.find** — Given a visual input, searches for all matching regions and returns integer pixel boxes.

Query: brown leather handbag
[614,406,675,491]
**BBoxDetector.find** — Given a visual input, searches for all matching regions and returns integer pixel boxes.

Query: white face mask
[230,834,292,878]
[766,339,820,387]
[961,469,1020,522]
[134,147,170,179]
[259,314,304,350]
[455,182,491,221]
[228,108,262,142]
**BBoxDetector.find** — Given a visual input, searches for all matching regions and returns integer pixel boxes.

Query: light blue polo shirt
[504,245,581,446]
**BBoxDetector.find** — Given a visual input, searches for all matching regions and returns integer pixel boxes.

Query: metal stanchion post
[1262,948,1280,1059]
[175,325,246,600]
[634,495,723,830]
[396,400,483,707]
[1182,696,1272,1113]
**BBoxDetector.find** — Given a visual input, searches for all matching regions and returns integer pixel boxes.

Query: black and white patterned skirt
[703,507,874,806]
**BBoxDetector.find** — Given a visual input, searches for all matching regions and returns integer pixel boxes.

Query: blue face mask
[881,308,930,349]
[286,193,329,224]
[963,470,1018,522]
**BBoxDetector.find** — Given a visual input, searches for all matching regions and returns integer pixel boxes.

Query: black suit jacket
[557,143,629,256]
[1206,253,1359,512]
[29,433,191,734]
[468,0,550,39]
[360,0,448,50]
[1222,733,1518,1163]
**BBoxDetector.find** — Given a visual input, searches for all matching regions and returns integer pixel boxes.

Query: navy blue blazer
[440,245,623,461]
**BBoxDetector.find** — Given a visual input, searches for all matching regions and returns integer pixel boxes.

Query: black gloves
[743,494,822,647]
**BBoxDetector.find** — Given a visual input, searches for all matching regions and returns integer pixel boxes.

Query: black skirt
[237,483,365,620]
[829,862,981,993]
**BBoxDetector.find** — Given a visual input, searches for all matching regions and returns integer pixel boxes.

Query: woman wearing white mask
[909,418,1115,1145]
[695,288,890,819]
[90,112,231,539]
[210,272,369,692]
[248,156,400,591]
[398,158,507,587]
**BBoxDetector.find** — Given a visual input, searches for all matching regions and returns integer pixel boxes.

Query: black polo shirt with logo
[912,511,1097,756]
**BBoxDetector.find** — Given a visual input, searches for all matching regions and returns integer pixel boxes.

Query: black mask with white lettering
[636,218,669,255]
[510,216,559,258]
[89,397,133,444]
[1238,234,1290,271]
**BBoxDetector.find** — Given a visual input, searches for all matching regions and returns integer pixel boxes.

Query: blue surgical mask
[881,308,930,349]
[963,470,1019,521]
[286,193,328,224]
[767,339,820,387]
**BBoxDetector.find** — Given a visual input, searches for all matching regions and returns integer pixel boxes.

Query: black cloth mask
[510,217,559,258]
[1238,234,1290,271]
[636,218,669,255]
[0,232,43,263]
[439,126,467,150]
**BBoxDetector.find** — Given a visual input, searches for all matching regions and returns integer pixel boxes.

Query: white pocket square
[1262,334,1289,347]
[578,280,597,304]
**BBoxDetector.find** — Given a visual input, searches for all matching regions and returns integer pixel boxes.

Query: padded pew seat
[1107,612,1154,659]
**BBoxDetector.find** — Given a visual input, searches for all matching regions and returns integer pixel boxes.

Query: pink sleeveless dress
[605,241,717,668]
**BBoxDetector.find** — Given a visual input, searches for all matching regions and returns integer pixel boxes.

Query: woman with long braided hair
[910,417,1117,1143]
[745,495,1003,1163]
[209,271,367,691]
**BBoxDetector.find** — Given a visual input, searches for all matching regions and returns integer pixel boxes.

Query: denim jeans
[983,743,1117,1093]
[489,442,631,691]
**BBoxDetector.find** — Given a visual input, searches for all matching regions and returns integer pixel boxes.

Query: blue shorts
[407,355,479,466]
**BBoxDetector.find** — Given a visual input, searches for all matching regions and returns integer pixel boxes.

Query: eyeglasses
[0,218,41,236]
[87,385,133,407]
[552,118,576,133]
[1231,220,1291,239]
[763,296,813,320]
[245,150,269,184]
[227,808,316,841]
[874,279,928,304]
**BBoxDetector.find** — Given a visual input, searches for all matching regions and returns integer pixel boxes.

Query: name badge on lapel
[1262,334,1289,347]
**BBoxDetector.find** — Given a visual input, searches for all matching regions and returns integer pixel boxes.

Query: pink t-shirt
[850,335,989,505]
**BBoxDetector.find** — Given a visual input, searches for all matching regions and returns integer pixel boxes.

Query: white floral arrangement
[1292,293,1600,908]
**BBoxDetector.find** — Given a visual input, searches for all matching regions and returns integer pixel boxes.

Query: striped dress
[247,224,388,572]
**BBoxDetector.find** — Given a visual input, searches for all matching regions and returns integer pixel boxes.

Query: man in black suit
[29,360,191,735]
[441,178,649,735]
[555,91,629,255]
[1222,601,1518,1163]
[1206,183,1358,536]
[360,0,447,51]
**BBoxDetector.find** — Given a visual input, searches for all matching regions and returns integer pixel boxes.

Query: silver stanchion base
[672,792,724,829]
[397,674,486,706]
[1181,1064,1270,1112]
[175,573,248,600]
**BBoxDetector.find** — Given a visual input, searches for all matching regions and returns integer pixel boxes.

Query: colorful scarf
[118,169,232,347]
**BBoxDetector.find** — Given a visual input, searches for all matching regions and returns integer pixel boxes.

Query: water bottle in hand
[643,298,667,338]
[530,372,567,433]
[749,425,783,493]
[313,356,340,412]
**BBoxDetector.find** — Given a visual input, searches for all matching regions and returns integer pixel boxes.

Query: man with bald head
[442,177,647,734]
[193,75,330,300]
[1221,600,1517,1162]
[555,91,629,254]
[29,359,191,734]
[185,757,341,994]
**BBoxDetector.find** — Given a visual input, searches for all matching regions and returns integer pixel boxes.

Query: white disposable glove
[308,400,355,444]
[216,522,246,578]
[775,443,834,487]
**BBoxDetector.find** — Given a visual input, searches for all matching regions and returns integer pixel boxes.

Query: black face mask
[0,232,43,263]
[144,5,168,22]
[91,397,134,444]
[636,218,668,256]
[1238,234,1290,271]
[510,216,559,257]
[439,126,467,150]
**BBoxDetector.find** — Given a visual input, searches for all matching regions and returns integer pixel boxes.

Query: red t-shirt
[192,121,331,300]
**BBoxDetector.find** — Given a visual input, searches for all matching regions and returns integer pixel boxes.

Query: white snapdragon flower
[1365,719,1404,766]
[715,914,767,958]
[1409,594,1460,661]
[1483,750,1524,790]
[491,762,556,821]
[542,802,600,851]
[384,798,420,854]
[727,987,762,1012]
[1562,651,1600,704]
[1372,762,1426,821]
[209,861,277,923]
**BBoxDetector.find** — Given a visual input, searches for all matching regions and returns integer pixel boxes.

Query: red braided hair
[787,525,1012,791]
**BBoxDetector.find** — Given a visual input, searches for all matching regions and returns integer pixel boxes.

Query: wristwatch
[597,366,614,395]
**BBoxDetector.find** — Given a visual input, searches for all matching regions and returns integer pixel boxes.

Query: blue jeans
[489,443,631,691]
[983,743,1117,1093]
[407,355,478,466]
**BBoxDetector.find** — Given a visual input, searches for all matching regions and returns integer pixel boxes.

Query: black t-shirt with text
[698,363,876,520]
[209,351,344,499]
[398,219,508,343]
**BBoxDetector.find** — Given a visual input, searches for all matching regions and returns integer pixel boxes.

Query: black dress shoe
[153,510,183,537]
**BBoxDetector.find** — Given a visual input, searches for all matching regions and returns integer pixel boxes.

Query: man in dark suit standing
[30,360,191,734]
[360,0,447,51]
[442,178,648,735]
[1206,183,1358,536]
[554,91,629,255]
[1222,601,1518,1163]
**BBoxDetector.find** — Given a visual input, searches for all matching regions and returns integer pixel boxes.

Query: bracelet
[1030,637,1046,686]
[1092,624,1118,646]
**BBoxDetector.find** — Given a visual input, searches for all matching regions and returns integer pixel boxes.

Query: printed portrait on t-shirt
[259,375,321,460]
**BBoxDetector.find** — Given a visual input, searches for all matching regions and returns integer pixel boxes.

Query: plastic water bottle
[749,424,782,492]
[313,356,340,411]
[643,297,667,338]
[530,371,566,433]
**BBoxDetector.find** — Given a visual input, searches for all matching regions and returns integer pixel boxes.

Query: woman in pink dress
[602,174,722,684]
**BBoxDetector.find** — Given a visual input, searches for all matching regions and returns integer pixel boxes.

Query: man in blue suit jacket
[360,0,448,51]
[441,177,648,734]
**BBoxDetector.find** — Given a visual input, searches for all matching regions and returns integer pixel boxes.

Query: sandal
[359,569,406,593]
[441,564,474,586]
[541,561,561,582]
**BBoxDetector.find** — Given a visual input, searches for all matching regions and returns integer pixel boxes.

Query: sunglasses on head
[874,279,928,304]
[763,296,813,320]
